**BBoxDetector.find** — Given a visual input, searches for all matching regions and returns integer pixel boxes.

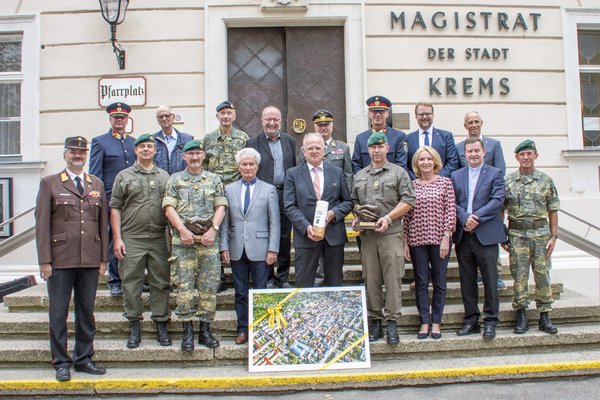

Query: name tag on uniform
[150,180,155,187]
[373,181,379,188]
[59,193,72,197]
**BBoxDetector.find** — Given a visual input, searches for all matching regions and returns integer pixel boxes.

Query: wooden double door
[228,26,346,151]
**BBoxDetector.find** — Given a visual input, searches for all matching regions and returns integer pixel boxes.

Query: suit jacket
[89,130,136,199]
[451,164,506,246]
[406,128,459,180]
[152,128,194,175]
[352,127,408,174]
[456,136,506,174]
[284,163,353,248]
[220,179,280,261]
[246,132,296,186]
[300,138,353,192]
[35,170,109,269]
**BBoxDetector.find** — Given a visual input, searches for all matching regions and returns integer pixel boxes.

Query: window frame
[0,15,39,162]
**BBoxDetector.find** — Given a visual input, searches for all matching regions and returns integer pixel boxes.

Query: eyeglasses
[185,151,203,157]
[416,112,433,117]
[262,118,281,123]
[157,114,173,119]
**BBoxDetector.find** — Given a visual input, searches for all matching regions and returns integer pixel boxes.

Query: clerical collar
[468,164,483,173]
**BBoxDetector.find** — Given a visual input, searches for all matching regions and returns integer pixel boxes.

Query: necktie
[424,131,430,146]
[312,167,321,200]
[243,181,251,215]
[74,176,84,195]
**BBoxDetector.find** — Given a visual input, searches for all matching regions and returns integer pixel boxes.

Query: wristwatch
[551,233,558,239]
[212,224,220,232]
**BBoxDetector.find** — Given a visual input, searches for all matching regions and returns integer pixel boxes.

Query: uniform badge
[88,190,101,198]
[292,119,306,134]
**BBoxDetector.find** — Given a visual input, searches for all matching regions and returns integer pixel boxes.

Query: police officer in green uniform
[163,139,227,350]
[351,132,416,344]
[503,139,559,335]
[110,134,172,349]
[203,101,249,292]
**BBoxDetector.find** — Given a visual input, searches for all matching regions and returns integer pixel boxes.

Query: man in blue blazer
[246,106,297,288]
[89,102,136,297]
[152,105,194,175]
[352,96,408,174]
[456,111,506,173]
[451,137,506,340]
[220,147,280,345]
[406,102,458,180]
[284,133,353,287]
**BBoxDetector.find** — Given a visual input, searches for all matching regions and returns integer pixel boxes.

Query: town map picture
[248,286,370,372]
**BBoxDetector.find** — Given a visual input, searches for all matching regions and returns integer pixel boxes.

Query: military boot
[156,321,172,346]
[198,321,220,348]
[386,320,399,345]
[539,312,558,334]
[368,319,383,342]
[514,309,529,334]
[126,320,141,349]
[181,321,194,352]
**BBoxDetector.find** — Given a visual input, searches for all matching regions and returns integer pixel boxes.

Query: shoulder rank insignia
[85,174,93,183]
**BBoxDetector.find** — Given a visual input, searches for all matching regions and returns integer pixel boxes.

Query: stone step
[2,280,563,312]
[0,289,595,339]
[1,321,600,367]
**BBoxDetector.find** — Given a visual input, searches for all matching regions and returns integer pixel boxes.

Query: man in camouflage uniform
[351,132,416,345]
[503,139,559,335]
[110,134,172,349]
[203,100,249,292]
[163,139,227,350]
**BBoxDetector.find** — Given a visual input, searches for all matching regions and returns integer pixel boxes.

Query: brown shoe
[235,332,248,345]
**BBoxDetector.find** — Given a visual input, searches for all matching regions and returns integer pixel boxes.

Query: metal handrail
[0,206,35,228]
[558,208,600,259]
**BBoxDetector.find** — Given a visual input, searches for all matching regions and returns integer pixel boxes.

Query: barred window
[578,30,600,148]
[0,34,22,156]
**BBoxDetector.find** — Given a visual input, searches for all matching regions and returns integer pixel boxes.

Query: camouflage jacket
[203,127,249,186]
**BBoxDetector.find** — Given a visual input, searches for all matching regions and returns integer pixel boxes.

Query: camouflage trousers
[171,243,220,322]
[508,234,553,312]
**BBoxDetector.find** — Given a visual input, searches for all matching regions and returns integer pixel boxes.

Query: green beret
[514,139,536,153]
[367,131,388,147]
[183,139,204,152]
[134,133,155,146]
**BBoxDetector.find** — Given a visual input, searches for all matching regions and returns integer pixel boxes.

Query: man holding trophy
[283,133,353,288]
[352,132,416,345]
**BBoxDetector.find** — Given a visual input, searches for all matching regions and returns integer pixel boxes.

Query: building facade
[0,0,598,291]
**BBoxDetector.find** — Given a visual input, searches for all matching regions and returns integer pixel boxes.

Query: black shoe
[417,331,429,340]
[217,281,227,293]
[483,324,496,340]
[386,320,399,345]
[55,367,71,382]
[127,320,141,349]
[156,321,172,346]
[142,282,150,293]
[514,309,529,334]
[181,321,194,351]
[74,361,106,375]
[109,286,123,297]
[457,323,481,336]
[198,321,220,348]
[539,312,558,334]
[368,319,383,342]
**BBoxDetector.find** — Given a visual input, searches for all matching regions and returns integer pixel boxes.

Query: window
[578,30,600,148]
[0,33,22,156]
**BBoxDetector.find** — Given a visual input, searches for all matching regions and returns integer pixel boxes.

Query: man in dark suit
[246,106,296,288]
[36,137,108,381]
[406,102,458,180]
[89,102,136,297]
[457,111,507,289]
[284,133,353,287]
[352,95,408,174]
[451,137,506,340]
[220,147,280,345]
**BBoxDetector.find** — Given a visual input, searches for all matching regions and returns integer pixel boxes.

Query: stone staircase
[2,230,600,369]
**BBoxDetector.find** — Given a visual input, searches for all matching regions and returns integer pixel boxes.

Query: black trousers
[46,267,99,369]
[294,242,344,288]
[455,233,499,325]
[410,244,449,325]
[270,187,291,284]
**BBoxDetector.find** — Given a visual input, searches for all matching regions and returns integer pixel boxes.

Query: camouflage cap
[514,139,536,153]
[367,131,388,146]
[183,139,204,152]
[134,133,155,146]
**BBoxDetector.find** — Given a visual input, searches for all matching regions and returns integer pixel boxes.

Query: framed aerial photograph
[248,286,370,373]
[0,178,12,238]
